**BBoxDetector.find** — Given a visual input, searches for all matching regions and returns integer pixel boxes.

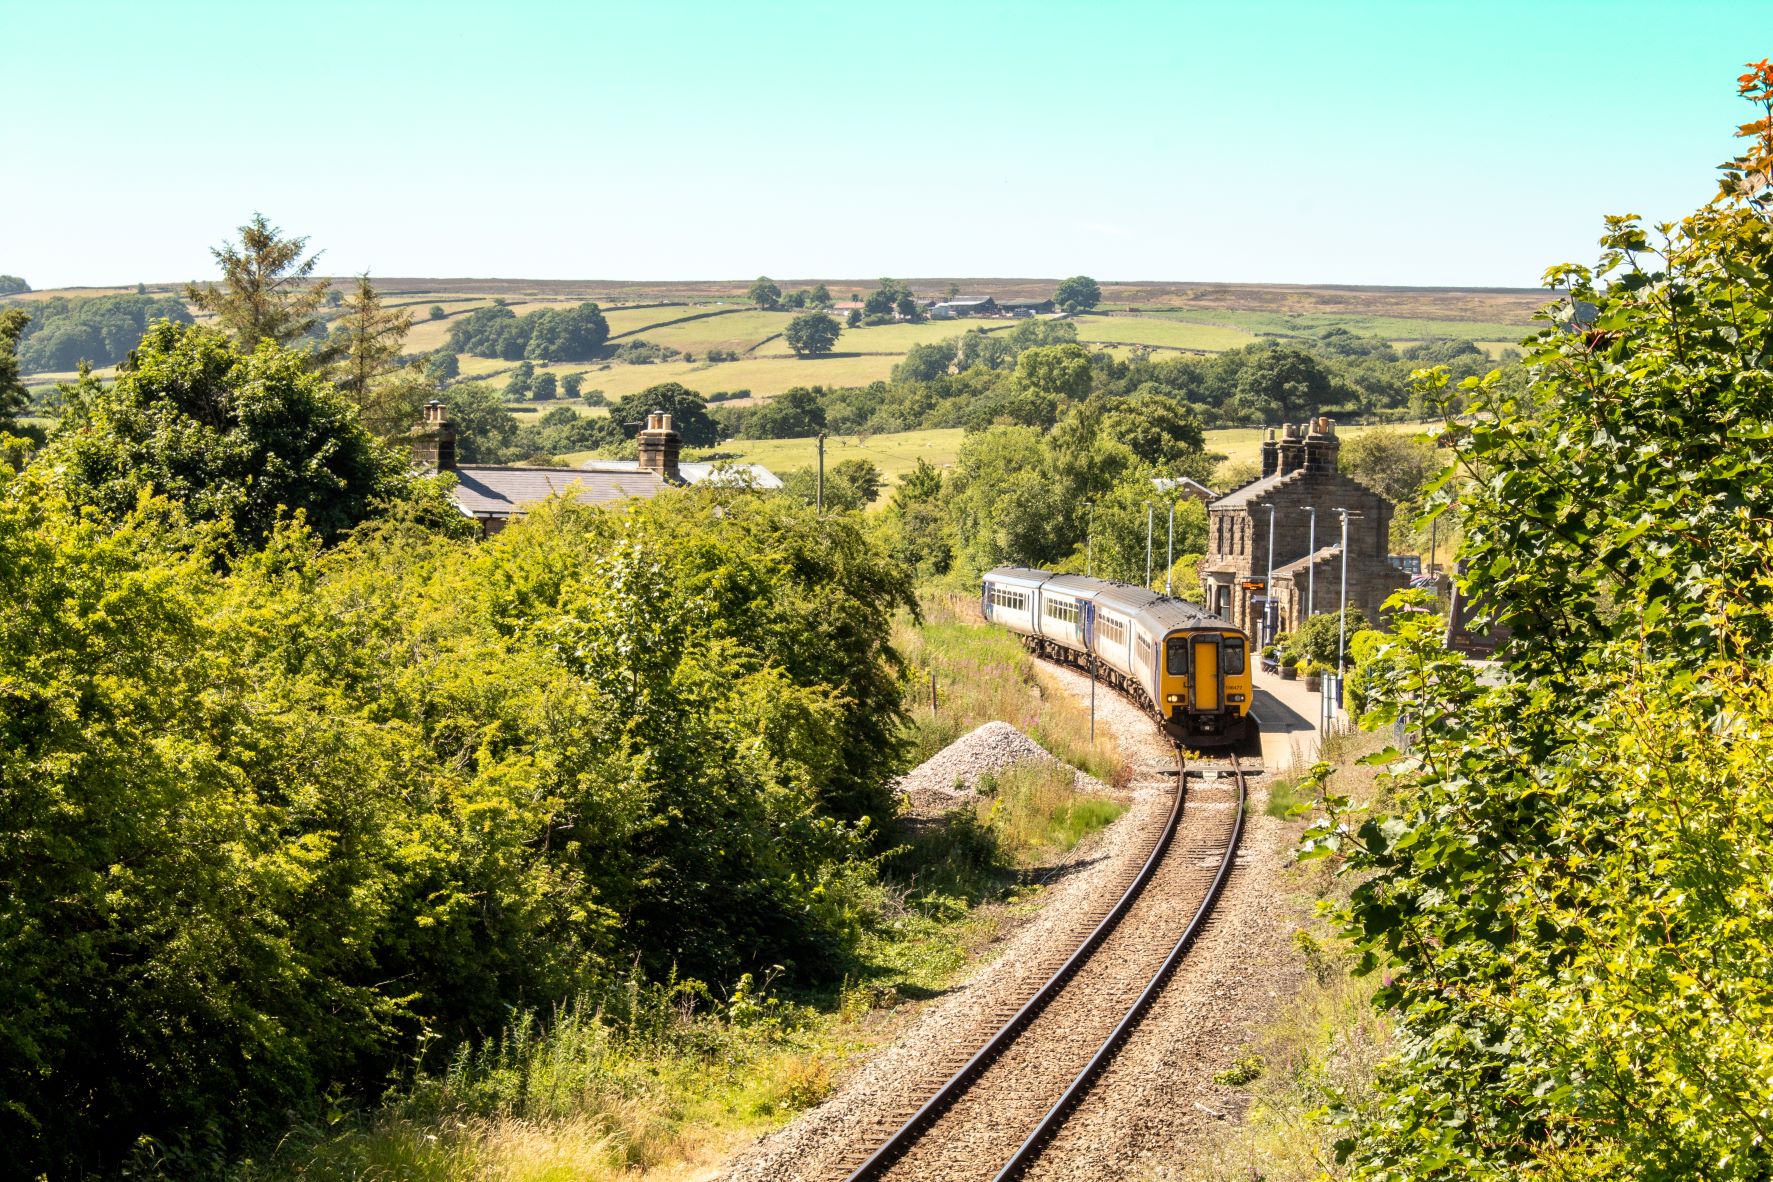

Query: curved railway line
[831,738,1252,1182]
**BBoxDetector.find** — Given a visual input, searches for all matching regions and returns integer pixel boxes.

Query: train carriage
[981,566,1254,747]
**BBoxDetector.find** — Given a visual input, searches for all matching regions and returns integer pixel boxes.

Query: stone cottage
[1199,418,1406,645]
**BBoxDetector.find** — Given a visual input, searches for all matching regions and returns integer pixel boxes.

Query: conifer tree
[328,275,420,435]
[0,307,29,425]
[186,213,329,351]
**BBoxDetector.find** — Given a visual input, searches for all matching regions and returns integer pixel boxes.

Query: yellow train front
[981,567,1255,748]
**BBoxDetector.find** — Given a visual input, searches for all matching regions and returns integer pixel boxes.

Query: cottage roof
[1153,475,1216,499]
[1273,543,1344,579]
[450,465,664,520]
[581,458,783,489]
[1209,469,1300,510]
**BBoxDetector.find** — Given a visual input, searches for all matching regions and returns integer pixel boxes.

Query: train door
[1191,636,1221,711]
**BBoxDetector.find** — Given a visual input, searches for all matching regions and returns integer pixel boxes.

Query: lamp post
[1165,501,1177,595]
[1305,506,1317,617]
[1144,502,1154,590]
[1263,503,1276,648]
[1337,507,1350,683]
[1084,501,1095,577]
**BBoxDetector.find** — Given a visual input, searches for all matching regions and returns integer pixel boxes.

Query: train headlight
[1165,694,1183,704]
[1227,693,1246,703]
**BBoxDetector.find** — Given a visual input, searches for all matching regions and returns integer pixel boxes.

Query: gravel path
[718,662,1307,1182]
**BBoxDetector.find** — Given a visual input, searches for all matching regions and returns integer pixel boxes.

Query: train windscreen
[1165,636,1189,675]
[1222,636,1246,675]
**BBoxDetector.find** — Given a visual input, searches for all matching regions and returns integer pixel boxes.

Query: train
[980,566,1256,748]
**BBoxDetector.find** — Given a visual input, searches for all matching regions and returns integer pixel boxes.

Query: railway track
[834,744,1250,1182]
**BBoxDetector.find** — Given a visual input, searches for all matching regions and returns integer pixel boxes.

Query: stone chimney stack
[1277,422,1306,475]
[410,399,456,471]
[1303,416,1339,475]
[1259,427,1279,478]
[636,411,682,483]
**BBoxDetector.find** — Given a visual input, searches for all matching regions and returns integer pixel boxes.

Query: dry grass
[896,591,1122,785]
[1072,314,1255,352]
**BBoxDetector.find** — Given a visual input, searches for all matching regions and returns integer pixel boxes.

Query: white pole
[1338,508,1350,683]
[1165,502,1176,595]
[1306,506,1317,618]
[1264,503,1275,648]
[1144,503,1154,589]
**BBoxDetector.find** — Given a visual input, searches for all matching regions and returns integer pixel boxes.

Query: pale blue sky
[2,0,1764,289]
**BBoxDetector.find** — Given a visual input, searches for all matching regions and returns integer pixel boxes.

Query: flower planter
[1304,675,1322,692]
[1279,665,1297,681]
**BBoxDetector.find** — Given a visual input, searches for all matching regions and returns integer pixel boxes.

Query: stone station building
[1199,417,1406,645]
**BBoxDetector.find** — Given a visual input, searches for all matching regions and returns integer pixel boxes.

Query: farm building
[929,297,998,319]
[408,402,769,536]
[1198,418,1405,645]
[998,298,1056,316]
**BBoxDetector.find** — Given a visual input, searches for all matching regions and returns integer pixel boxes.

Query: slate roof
[450,465,664,520]
[1208,469,1300,510]
[580,459,783,489]
[1273,544,1344,578]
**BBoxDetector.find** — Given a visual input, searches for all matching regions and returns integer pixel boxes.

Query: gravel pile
[894,721,1066,815]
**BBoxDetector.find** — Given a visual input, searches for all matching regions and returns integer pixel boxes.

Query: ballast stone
[894,720,1062,814]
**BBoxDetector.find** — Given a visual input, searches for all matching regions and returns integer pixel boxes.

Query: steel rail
[990,752,1248,1181]
[841,742,1189,1182]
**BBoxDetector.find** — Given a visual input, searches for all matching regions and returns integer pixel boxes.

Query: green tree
[1337,427,1438,505]
[748,276,782,309]
[1054,275,1101,313]
[785,312,840,357]
[1310,61,1773,1179]
[561,372,584,398]
[33,322,407,547]
[0,307,29,425]
[1227,343,1334,424]
[186,213,330,351]
[429,304,447,320]
[809,283,832,307]
[885,457,951,577]
[609,382,719,447]
[0,274,29,295]
[1104,388,1210,477]
[1013,342,1095,402]
[524,303,609,362]
[506,360,535,399]
[426,350,460,383]
[846,308,862,328]
[893,340,958,383]
[531,370,558,401]
[327,275,414,434]
[441,381,520,462]
[743,385,825,438]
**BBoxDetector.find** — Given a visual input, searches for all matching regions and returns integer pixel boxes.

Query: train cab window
[1165,636,1189,676]
[1222,636,1246,675]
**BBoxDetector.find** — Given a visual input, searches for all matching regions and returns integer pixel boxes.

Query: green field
[1071,316,1256,352]
[1137,306,1539,345]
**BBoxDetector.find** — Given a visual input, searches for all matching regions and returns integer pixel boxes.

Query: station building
[1198,418,1406,644]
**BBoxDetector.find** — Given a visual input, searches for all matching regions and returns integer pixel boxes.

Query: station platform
[1250,664,1333,774]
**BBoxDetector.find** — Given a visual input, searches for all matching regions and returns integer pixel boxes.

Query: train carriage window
[989,587,1029,612]
[1223,636,1246,675]
[1165,636,1189,675]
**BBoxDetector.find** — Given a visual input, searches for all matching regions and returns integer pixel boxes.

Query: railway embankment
[718,659,1322,1182]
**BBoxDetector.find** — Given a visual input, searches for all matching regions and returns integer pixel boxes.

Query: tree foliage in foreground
[0,470,914,1176]
[1307,60,1773,1181]
[30,321,412,547]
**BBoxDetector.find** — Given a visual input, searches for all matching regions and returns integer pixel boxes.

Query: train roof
[981,567,1237,633]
